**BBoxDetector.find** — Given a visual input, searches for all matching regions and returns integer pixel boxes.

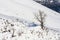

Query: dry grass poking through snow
[0,18,60,40]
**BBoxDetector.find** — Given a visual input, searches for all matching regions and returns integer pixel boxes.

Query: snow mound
[0,17,60,40]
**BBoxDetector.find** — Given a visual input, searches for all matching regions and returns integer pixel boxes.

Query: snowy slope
[0,0,60,40]
[0,17,60,40]
[0,0,60,31]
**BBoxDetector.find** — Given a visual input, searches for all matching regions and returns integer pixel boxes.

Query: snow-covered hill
[0,0,60,40]
[0,0,60,31]
[0,17,60,40]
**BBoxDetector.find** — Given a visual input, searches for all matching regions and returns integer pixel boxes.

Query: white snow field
[0,0,60,30]
[0,17,60,40]
[0,0,60,40]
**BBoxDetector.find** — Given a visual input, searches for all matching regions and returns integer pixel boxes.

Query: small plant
[11,29,16,37]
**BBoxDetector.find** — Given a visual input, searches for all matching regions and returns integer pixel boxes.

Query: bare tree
[34,11,46,29]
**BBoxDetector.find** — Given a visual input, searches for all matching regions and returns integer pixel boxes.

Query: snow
[0,18,60,40]
[0,0,60,40]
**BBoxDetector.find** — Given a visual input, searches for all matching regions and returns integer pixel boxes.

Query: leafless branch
[34,11,46,29]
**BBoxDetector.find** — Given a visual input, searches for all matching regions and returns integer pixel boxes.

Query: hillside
[0,0,60,40]
[0,17,60,40]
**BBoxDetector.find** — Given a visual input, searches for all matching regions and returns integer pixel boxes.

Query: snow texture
[0,0,60,40]
[0,17,60,40]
